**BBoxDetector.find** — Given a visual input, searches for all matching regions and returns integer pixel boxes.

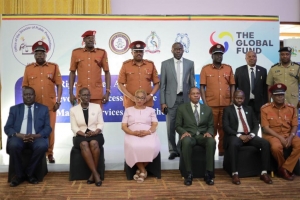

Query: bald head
[245,50,257,67]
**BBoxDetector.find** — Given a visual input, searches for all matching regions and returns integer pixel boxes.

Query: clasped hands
[239,135,252,143]
[133,130,151,137]
[180,132,212,140]
[279,135,293,148]
[17,134,38,143]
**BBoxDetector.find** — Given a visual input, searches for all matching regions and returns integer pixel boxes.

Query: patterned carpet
[0,169,299,199]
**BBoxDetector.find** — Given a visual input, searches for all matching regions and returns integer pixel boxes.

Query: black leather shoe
[168,153,179,160]
[27,175,38,184]
[10,176,25,187]
[184,173,193,186]
[87,179,95,184]
[204,171,214,185]
[47,155,55,164]
[95,181,102,187]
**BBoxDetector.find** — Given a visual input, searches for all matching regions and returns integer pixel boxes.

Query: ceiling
[280,24,300,40]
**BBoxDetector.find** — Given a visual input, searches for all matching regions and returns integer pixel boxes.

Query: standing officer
[118,41,160,108]
[261,83,300,181]
[69,30,111,107]
[200,44,235,156]
[266,47,300,108]
[22,41,62,163]
[235,50,268,122]
[160,42,195,160]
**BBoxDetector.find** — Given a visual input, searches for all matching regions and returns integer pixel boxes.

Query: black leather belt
[177,92,183,96]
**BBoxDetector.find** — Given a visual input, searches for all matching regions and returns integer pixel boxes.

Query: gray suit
[160,57,195,153]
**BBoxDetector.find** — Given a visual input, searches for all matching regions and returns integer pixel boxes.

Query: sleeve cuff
[250,133,255,138]
[236,133,242,138]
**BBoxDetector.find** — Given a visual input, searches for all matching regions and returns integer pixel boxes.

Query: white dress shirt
[20,104,36,134]
[248,65,256,99]
[191,102,200,116]
[174,57,183,93]
[234,104,255,138]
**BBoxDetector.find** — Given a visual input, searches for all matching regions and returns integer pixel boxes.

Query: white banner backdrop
[284,38,300,61]
[0,15,279,155]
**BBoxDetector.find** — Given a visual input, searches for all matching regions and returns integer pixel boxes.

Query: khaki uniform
[266,62,300,107]
[261,102,300,172]
[200,64,235,153]
[118,59,160,108]
[22,62,62,155]
[70,48,109,103]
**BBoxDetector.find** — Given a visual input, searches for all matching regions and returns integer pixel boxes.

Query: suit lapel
[231,105,239,123]
[255,66,261,85]
[169,58,177,82]
[243,106,251,126]
[33,103,39,125]
[182,58,188,85]
[186,103,197,125]
[243,65,250,84]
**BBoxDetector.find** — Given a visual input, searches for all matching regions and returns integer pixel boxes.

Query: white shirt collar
[247,65,256,71]
[174,57,183,63]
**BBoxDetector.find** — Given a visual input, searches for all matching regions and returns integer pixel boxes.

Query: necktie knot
[250,68,254,71]
[194,104,198,108]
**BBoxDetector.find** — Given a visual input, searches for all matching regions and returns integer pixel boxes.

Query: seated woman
[121,89,161,183]
[70,87,104,187]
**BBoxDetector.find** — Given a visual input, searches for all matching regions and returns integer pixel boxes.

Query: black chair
[179,145,215,178]
[223,146,261,177]
[124,152,161,180]
[271,147,300,176]
[69,146,105,181]
[8,148,48,182]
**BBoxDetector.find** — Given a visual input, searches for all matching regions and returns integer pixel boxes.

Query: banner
[1,15,280,148]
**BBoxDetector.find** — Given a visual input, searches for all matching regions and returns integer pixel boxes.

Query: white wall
[111,0,300,22]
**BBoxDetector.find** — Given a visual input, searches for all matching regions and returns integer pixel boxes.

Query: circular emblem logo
[109,32,131,55]
[175,33,190,53]
[11,24,55,66]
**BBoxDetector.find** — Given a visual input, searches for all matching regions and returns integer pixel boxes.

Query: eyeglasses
[135,96,146,100]
[81,94,91,97]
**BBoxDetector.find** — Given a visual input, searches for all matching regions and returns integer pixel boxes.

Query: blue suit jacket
[4,103,52,139]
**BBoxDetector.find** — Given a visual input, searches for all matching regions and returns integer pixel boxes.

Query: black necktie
[250,68,255,94]
[26,106,32,134]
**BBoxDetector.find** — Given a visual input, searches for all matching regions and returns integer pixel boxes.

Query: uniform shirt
[118,59,160,108]
[22,62,62,110]
[20,104,36,134]
[266,62,300,107]
[174,57,183,93]
[200,64,235,107]
[261,102,298,138]
[248,65,256,99]
[70,48,110,100]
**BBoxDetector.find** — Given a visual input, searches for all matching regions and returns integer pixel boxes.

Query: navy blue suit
[4,103,51,178]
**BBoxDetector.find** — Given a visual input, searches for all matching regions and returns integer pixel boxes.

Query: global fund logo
[235,32,273,54]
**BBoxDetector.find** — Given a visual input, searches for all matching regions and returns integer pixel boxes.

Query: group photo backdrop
[0,15,279,153]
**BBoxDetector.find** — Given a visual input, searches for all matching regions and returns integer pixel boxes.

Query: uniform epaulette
[261,102,271,108]
[202,64,212,68]
[292,62,300,66]
[26,62,35,67]
[222,63,232,67]
[123,59,132,64]
[47,62,58,65]
[271,63,279,68]
[144,59,154,63]
[287,103,295,108]
[72,47,83,52]
[95,48,106,51]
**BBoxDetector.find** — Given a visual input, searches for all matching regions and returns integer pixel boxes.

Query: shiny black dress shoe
[184,173,193,186]
[204,171,214,185]
[95,180,102,187]
[87,179,95,184]
[27,175,38,184]
[10,176,25,187]
[168,153,179,160]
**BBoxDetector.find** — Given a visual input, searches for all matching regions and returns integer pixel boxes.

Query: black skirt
[73,134,105,149]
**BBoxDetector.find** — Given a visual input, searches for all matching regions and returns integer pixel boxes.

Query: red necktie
[238,107,249,134]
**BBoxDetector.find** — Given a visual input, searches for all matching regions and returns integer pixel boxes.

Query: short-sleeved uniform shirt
[200,64,235,107]
[261,102,298,139]
[118,59,160,108]
[70,48,109,100]
[266,62,300,107]
[22,62,62,110]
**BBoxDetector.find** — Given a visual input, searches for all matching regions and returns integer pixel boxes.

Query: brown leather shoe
[48,155,55,164]
[278,167,293,181]
[260,173,273,184]
[232,174,241,185]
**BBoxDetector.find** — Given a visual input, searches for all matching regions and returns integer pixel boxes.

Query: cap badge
[136,44,141,48]
[38,41,43,45]
[217,44,221,48]
[277,84,282,88]
[288,47,291,51]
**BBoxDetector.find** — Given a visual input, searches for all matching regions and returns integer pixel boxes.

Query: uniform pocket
[28,75,37,85]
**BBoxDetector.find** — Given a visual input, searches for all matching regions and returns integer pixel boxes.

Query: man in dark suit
[176,87,215,186]
[4,86,52,187]
[160,42,195,160]
[223,90,272,185]
[234,51,268,122]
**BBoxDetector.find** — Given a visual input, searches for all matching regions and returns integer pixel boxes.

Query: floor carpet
[0,169,299,199]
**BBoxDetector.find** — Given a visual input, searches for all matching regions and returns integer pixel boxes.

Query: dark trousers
[166,94,184,154]
[248,99,260,123]
[181,134,216,172]
[7,137,48,178]
[227,136,270,172]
